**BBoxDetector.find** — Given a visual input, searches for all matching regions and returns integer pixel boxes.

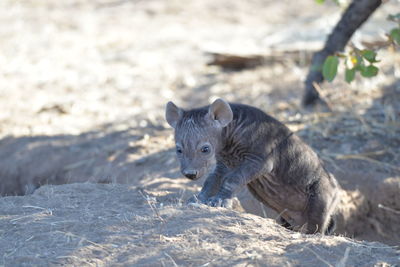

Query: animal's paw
[206,196,233,209]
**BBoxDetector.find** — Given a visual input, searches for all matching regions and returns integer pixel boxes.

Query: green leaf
[390,28,400,45]
[361,50,378,63]
[322,55,339,82]
[360,65,379,78]
[315,0,325,4]
[353,55,364,71]
[345,68,356,83]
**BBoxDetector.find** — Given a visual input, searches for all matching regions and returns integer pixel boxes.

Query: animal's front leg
[207,156,268,208]
[187,162,228,204]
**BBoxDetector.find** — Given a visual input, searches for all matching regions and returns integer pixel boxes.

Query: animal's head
[165,99,233,180]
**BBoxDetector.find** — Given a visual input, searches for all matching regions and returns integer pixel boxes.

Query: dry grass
[1,183,399,266]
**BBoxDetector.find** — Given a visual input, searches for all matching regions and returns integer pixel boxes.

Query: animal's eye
[176,147,183,154]
[200,145,210,154]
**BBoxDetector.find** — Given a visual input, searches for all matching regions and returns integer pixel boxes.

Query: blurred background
[0,0,399,245]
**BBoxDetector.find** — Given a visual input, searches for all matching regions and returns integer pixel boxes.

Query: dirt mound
[1,125,400,246]
[1,183,398,267]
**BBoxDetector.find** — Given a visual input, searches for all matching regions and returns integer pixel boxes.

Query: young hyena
[165,98,340,234]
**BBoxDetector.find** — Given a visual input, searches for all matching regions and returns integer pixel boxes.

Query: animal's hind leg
[325,218,336,235]
[304,179,339,234]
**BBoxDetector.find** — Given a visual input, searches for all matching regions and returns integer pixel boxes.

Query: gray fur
[166,98,340,234]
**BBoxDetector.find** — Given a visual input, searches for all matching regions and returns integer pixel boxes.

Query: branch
[303,0,382,106]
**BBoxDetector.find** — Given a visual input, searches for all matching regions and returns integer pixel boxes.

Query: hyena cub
[165,98,340,234]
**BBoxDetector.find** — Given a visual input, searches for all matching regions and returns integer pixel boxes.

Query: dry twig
[378,204,400,215]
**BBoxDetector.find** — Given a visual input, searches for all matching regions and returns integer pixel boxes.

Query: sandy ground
[1,183,399,266]
[0,0,400,266]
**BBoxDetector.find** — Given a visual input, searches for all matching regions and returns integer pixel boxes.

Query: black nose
[183,170,198,180]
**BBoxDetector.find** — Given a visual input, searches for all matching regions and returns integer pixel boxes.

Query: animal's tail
[324,172,340,235]
[325,218,336,235]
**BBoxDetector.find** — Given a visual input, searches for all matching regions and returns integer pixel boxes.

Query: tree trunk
[303,0,382,106]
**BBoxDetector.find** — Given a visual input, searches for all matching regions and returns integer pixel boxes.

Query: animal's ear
[165,101,183,128]
[208,98,233,127]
